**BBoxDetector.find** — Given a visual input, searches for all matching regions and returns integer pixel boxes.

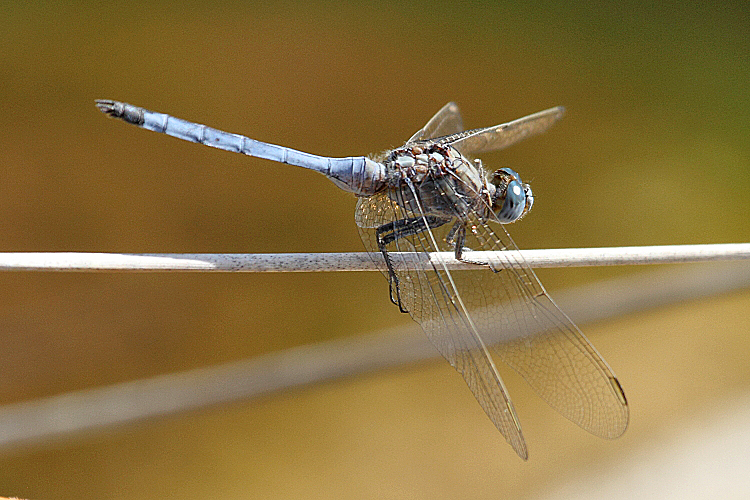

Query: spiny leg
[376,215,451,313]
[445,221,501,270]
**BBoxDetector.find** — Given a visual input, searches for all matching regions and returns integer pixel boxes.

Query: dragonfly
[96,99,628,459]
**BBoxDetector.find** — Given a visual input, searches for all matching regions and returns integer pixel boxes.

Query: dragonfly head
[489,167,534,223]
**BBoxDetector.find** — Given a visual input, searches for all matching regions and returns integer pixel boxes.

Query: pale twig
[0,244,748,272]
[0,260,748,450]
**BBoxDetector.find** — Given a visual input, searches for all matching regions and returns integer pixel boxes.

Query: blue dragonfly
[96,99,628,459]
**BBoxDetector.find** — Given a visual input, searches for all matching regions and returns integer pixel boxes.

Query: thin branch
[0,261,748,451]
[0,244,749,272]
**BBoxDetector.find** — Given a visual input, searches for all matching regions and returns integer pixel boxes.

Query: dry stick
[0,244,749,272]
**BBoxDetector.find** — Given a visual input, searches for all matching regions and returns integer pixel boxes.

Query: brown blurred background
[0,1,749,498]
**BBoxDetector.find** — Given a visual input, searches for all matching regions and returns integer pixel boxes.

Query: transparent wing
[355,172,628,450]
[406,102,464,143]
[355,190,529,460]
[444,106,565,157]
[452,212,629,439]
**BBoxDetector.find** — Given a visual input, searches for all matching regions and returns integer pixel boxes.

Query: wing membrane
[446,106,565,156]
[406,102,464,143]
[355,190,529,460]
[355,103,626,457]
[450,214,629,439]
[355,177,628,455]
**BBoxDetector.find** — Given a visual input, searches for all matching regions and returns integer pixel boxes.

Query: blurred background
[0,0,749,498]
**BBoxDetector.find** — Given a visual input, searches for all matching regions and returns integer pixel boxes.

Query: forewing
[446,106,565,156]
[453,213,629,439]
[355,190,529,460]
[406,102,464,143]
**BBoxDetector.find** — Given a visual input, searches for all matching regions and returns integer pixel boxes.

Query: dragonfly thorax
[383,144,532,224]
[383,143,495,220]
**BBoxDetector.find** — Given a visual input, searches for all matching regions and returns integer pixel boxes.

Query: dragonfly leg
[376,215,450,313]
[446,221,495,268]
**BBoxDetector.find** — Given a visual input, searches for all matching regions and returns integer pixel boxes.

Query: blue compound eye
[498,167,520,179]
[497,179,526,223]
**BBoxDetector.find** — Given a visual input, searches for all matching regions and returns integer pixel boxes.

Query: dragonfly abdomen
[95,99,387,196]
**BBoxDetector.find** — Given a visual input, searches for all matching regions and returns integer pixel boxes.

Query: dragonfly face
[489,167,534,223]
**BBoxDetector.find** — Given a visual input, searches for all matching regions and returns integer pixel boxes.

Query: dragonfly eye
[490,168,528,223]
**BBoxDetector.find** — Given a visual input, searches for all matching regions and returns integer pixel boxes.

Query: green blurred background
[1,1,749,498]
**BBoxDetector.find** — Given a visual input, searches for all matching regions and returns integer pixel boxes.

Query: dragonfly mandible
[96,99,628,459]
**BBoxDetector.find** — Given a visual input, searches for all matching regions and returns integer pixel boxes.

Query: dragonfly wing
[453,213,629,439]
[447,106,565,156]
[355,190,529,459]
[406,102,464,143]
